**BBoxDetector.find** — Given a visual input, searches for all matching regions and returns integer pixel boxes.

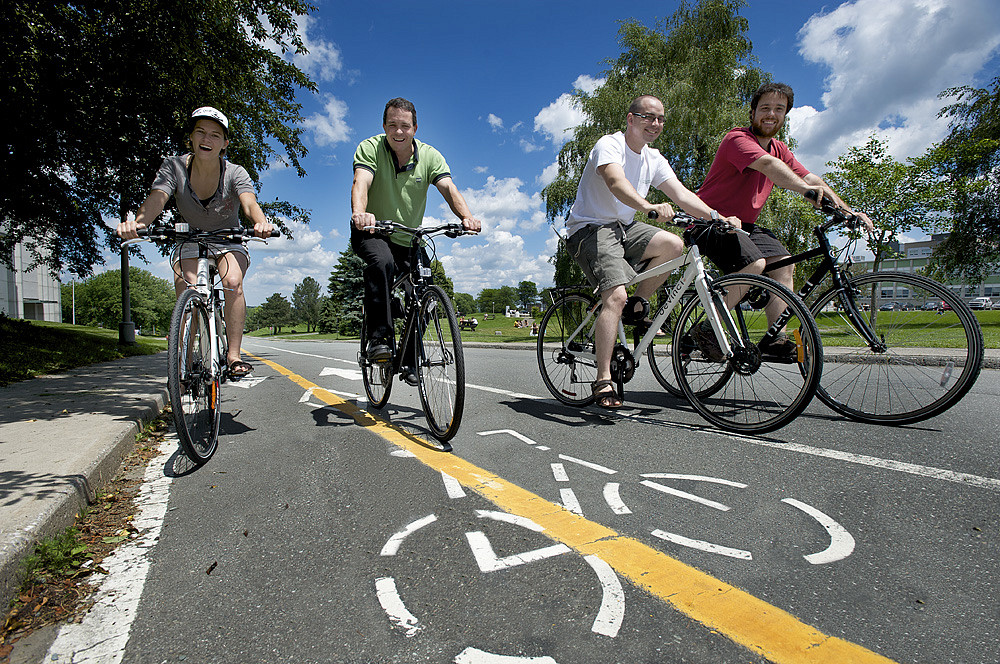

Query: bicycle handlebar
[646,209,749,236]
[803,190,861,231]
[359,220,479,239]
[123,224,281,247]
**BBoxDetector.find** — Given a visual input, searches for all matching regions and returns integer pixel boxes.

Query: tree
[292,277,323,332]
[824,135,943,271]
[541,0,764,227]
[326,246,365,336]
[477,286,517,314]
[453,292,477,316]
[431,260,454,301]
[256,293,294,333]
[60,267,173,333]
[917,77,1000,282]
[2,0,317,278]
[516,281,538,311]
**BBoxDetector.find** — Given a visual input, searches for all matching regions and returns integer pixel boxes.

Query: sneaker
[690,320,725,362]
[400,366,419,386]
[366,339,392,362]
[759,333,798,361]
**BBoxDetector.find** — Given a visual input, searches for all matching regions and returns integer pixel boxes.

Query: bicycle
[357,221,477,447]
[764,194,984,425]
[537,212,823,435]
[124,222,278,464]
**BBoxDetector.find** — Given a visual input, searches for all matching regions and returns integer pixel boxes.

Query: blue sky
[118,0,1000,306]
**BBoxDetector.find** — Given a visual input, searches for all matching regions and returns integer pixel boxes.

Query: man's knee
[601,286,629,314]
[646,230,683,261]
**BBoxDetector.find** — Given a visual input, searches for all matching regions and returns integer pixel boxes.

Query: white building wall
[0,242,62,321]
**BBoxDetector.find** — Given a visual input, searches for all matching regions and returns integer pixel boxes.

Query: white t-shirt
[565,132,677,236]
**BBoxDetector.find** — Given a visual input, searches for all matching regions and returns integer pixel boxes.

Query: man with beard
[695,82,872,356]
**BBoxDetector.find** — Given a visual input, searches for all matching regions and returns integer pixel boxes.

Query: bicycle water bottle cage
[621,296,649,325]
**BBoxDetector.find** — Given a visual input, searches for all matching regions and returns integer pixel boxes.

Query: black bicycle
[124,223,278,463]
[765,194,984,425]
[357,221,476,447]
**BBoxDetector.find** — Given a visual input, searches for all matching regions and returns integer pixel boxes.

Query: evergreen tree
[292,276,323,332]
[327,246,365,335]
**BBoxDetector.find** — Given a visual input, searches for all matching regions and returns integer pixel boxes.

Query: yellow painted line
[246,351,897,664]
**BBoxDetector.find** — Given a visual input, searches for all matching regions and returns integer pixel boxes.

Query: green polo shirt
[354,135,452,246]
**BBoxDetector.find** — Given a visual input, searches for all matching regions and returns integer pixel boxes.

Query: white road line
[782,498,856,565]
[245,342,353,363]
[441,471,467,498]
[651,530,753,560]
[478,429,542,446]
[557,454,617,475]
[641,473,748,489]
[465,531,571,572]
[319,367,363,380]
[45,433,177,664]
[375,577,423,637]
[640,480,732,512]
[584,555,625,638]
[454,647,557,663]
[550,463,569,482]
[466,383,541,400]
[603,483,632,515]
[380,514,438,556]
[475,509,544,532]
[559,488,583,516]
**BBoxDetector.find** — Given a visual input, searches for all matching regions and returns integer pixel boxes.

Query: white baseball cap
[191,106,229,136]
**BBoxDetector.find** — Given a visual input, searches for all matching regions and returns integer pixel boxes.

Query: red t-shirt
[697,127,809,227]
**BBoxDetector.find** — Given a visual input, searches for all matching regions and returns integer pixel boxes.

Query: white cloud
[487,113,504,130]
[534,75,606,146]
[244,218,339,305]
[537,161,560,187]
[520,139,544,153]
[258,13,344,83]
[448,176,542,234]
[473,166,489,174]
[788,0,1000,170]
[302,94,352,147]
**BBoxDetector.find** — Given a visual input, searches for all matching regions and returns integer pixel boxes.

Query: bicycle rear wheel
[536,293,599,406]
[810,271,984,424]
[359,308,393,409]
[168,289,221,464]
[415,286,465,443]
[672,274,823,434]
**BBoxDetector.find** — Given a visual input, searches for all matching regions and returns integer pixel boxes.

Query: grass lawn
[0,318,167,386]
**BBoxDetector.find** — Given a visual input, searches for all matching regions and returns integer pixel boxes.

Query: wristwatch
[710,210,721,221]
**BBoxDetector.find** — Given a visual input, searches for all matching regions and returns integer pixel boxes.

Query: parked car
[942,300,953,311]
[921,301,943,311]
[878,302,899,311]
[969,297,994,310]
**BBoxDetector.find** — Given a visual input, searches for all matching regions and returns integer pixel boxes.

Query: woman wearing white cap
[117,106,273,378]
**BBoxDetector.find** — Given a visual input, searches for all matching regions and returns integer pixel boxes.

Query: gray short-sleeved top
[151,155,255,231]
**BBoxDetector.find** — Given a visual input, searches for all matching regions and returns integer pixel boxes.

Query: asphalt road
[46,339,1000,663]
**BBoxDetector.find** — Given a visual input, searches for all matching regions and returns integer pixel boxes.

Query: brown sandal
[591,379,623,409]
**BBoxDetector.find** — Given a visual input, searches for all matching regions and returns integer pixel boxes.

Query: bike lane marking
[246,352,897,664]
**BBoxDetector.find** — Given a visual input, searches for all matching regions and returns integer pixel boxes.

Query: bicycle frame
[765,216,885,350]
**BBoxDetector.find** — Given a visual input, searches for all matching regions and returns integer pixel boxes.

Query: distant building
[0,240,62,321]
[849,233,1000,303]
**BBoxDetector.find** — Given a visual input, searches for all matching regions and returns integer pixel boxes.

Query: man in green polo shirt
[351,97,482,385]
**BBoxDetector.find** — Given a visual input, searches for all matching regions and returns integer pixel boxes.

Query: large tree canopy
[2,0,317,278]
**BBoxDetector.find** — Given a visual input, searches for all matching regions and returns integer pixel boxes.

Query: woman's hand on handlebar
[352,211,377,232]
[116,219,146,241]
[253,219,275,238]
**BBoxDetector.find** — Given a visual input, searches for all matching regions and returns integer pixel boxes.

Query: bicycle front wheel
[415,286,465,442]
[168,289,221,464]
[811,271,984,424]
[536,293,599,406]
[359,307,393,409]
[672,274,823,435]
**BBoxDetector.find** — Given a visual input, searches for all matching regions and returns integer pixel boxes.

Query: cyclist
[116,106,273,378]
[351,97,482,386]
[694,82,873,358]
[564,94,739,409]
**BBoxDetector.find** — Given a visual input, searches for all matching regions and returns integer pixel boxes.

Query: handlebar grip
[647,210,659,220]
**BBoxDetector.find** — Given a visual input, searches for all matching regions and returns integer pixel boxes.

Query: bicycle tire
[810,270,984,425]
[415,285,465,442]
[167,289,221,463]
[647,290,733,398]
[359,307,393,408]
[536,293,599,406]
[672,274,823,434]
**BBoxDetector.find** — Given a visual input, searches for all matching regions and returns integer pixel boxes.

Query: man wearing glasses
[564,95,735,409]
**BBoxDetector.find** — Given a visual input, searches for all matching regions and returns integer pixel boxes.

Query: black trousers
[350,228,422,363]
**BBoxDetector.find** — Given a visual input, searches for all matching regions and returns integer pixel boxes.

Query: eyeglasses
[631,112,665,124]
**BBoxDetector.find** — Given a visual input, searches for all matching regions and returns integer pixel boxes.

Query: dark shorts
[691,224,789,274]
[565,221,661,292]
